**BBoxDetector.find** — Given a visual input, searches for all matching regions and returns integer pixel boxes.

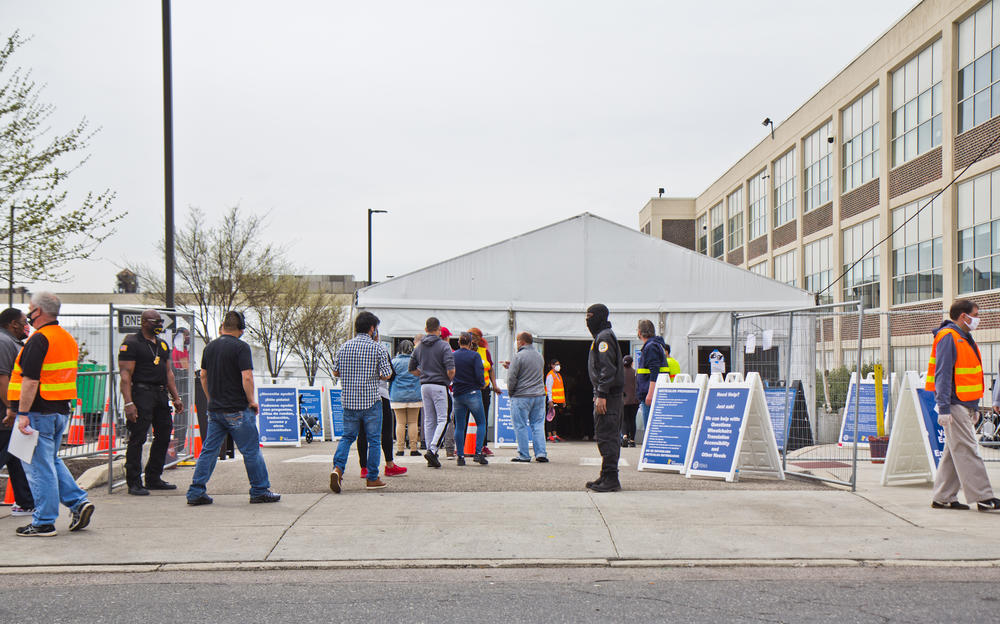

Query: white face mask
[967,315,981,331]
[553,365,561,372]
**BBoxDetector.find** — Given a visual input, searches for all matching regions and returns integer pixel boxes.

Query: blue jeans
[510,395,547,459]
[333,401,382,480]
[453,390,486,456]
[187,408,271,500]
[638,402,650,432]
[23,412,88,526]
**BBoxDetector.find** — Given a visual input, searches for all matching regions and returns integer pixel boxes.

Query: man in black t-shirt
[185,311,279,506]
[118,309,184,495]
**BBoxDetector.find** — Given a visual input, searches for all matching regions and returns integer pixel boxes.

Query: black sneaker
[535,456,549,463]
[16,524,57,537]
[187,495,214,506]
[69,502,95,532]
[977,498,1000,512]
[585,476,604,489]
[456,456,466,466]
[588,479,622,493]
[932,500,970,510]
[396,450,404,457]
[510,457,531,463]
[145,480,178,491]
[473,453,488,465]
[410,450,421,456]
[128,484,150,496]
[249,491,281,504]
[424,451,441,468]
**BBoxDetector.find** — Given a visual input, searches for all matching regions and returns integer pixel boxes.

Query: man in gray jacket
[409,317,455,468]
[507,332,547,463]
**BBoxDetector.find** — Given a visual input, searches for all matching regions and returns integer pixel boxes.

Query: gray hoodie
[409,334,455,385]
[508,344,545,398]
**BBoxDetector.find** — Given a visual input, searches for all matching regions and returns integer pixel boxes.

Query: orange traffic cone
[66,408,85,446]
[97,418,116,452]
[464,413,478,455]
[3,480,14,505]
[190,416,203,458]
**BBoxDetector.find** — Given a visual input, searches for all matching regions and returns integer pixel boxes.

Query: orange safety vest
[9,324,79,403]
[477,346,492,385]
[547,370,565,404]
[925,327,983,401]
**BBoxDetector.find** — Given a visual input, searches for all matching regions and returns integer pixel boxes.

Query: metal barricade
[52,305,197,492]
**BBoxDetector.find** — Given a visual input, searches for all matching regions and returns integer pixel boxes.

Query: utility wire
[819,129,1000,298]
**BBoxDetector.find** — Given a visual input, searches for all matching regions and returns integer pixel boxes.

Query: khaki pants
[932,404,995,504]
[393,406,421,452]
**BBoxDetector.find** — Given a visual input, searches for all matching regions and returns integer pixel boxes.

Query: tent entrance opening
[541,339,628,441]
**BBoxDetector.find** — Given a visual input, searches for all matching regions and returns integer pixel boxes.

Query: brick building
[640,0,1000,372]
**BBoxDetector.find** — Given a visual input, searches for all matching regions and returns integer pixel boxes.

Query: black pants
[358,398,395,467]
[481,388,492,447]
[126,386,173,486]
[0,427,34,508]
[621,403,639,440]
[594,394,624,481]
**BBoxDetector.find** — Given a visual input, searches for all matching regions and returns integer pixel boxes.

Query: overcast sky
[4,0,917,292]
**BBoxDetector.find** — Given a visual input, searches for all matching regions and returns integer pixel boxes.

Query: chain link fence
[732,303,1000,491]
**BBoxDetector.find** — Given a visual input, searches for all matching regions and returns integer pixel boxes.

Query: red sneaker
[360,468,368,479]
[385,464,408,477]
[482,447,494,457]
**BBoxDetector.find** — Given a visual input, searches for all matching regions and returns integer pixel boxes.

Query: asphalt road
[5,566,999,623]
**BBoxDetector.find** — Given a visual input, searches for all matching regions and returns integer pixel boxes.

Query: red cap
[440,326,452,340]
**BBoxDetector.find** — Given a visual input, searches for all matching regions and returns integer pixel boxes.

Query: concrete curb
[3,558,1000,575]
[75,459,124,490]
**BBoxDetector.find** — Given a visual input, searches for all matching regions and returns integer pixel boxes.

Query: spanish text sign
[688,387,749,475]
[328,387,344,439]
[257,386,300,446]
[638,375,706,473]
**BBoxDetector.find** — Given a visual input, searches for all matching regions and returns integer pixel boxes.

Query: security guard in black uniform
[119,310,184,496]
[585,303,625,492]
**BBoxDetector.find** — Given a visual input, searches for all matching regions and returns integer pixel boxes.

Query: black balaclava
[586,303,611,338]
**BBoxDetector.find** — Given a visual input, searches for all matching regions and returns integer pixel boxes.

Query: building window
[892,40,942,166]
[727,188,744,250]
[696,214,707,255]
[749,261,768,276]
[892,346,933,377]
[958,1,1000,133]
[957,168,1000,293]
[842,85,880,193]
[842,216,880,309]
[773,149,796,227]
[748,170,767,240]
[774,249,798,287]
[892,194,943,303]
[804,236,832,304]
[803,122,833,212]
[710,202,724,259]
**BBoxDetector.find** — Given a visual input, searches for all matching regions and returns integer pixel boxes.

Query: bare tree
[133,205,284,342]
[290,294,350,385]
[244,274,309,382]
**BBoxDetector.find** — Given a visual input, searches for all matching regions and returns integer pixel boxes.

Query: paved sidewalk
[2,443,999,570]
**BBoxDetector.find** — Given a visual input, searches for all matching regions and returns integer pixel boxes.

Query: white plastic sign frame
[686,372,784,483]
[881,371,945,486]
[638,373,708,474]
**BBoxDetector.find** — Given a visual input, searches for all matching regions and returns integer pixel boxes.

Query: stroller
[299,411,321,443]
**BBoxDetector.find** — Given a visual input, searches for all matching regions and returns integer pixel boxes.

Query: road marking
[283,455,331,463]
[579,458,629,467]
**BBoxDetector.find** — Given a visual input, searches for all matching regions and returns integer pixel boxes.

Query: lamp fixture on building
[658,187,664,198]
[762,117,774,139]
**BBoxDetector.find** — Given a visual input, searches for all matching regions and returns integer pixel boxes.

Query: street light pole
[162,0,175,308]
[8,204,14,307]
[367,209,388,284]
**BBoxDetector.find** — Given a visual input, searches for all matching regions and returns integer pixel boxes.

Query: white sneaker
[10,504,34,517]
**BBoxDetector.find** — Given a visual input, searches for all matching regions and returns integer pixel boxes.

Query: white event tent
[356,213,814,384]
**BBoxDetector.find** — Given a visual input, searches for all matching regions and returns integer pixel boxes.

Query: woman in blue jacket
[390,340,423,456]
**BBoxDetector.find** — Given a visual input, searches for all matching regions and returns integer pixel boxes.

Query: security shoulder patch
[119,344,129,352]
[160,341,168,351]
[598,341,609,353]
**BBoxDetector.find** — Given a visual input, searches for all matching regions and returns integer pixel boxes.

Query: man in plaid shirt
[330,311,393,492]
